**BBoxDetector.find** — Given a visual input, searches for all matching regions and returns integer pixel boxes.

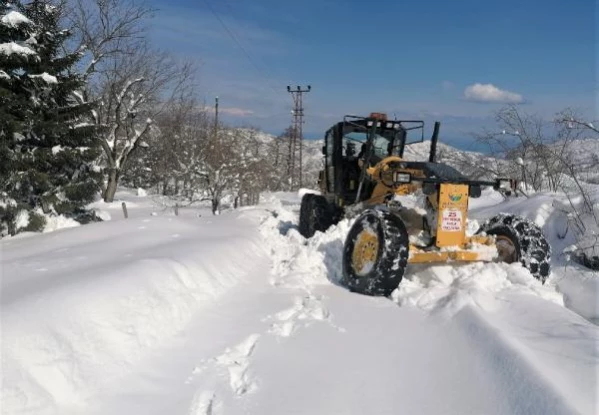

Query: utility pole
[286,85,311,189]
[214,96,219,137]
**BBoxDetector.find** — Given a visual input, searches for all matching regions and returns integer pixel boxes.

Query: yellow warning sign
[436,183,469,247]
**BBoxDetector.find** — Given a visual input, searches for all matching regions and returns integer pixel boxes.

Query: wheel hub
[352,229,379,276]
[495,235,518,263]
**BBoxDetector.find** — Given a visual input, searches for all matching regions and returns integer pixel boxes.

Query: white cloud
[463,83,524,104]
[204,106,254,117]
[221,107,255,116]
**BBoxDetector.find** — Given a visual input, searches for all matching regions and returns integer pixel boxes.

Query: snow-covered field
[1,188,598,415]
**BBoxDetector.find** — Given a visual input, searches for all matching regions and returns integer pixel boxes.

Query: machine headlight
[393,172,412,184]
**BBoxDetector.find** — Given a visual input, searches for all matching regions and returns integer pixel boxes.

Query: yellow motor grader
[299,112,551,296]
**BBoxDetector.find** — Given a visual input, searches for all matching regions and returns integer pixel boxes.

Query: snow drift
[1,209,268,414]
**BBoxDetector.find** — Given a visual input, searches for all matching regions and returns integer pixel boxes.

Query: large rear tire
[341,209,409,296]
[476,213,551,283]
[298,194,339,238]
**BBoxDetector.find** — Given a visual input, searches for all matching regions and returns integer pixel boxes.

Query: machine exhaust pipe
[429,121,440,163]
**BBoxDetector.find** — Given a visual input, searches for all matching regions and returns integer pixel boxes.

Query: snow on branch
[29,73,58,84]
[0,42,36,56]
[115,118,153,168]
[118,77,144,102]
[1,11,31,27]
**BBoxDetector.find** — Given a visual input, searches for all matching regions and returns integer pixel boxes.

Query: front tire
[477,213,551,283]
[341,209,410,296]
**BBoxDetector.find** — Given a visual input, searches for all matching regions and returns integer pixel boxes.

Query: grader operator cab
[299,112,551,296]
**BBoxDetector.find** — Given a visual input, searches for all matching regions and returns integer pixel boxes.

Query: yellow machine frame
[361,159,497,264]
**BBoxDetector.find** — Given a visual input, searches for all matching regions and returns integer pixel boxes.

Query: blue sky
[147,0,596,150]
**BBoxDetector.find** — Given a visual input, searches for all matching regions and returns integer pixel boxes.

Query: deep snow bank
[254,191,598,415]
[1,211,267,414]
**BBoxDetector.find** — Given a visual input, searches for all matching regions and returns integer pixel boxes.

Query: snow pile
[14,209,30,230]
[262,189,597,327]
[256,193,352,289]
[42,213,81,233]
[392,262,562,316]
[557,267,599,324]
[258,192,566,320]
[553,192,599,263]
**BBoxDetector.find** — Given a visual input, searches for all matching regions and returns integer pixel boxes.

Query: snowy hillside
[553,137,599,183]
[298,137,506,188]
[299,137,508,184]
[1,188,597,415]
[300,136,597,188]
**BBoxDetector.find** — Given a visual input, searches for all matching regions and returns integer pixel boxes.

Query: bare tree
[68,0,155,79]
[263,127,293,191]
[94,44,195,201]
[231,128,269,207]
[474,104,568,192]
[68,0,196,201]
[164,105,212,200]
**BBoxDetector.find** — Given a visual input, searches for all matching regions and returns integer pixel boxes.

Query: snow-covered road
[1,191,597,415]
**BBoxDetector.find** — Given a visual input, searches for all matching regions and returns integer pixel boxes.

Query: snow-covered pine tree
[1,1,30,235]
[0,0,101,236]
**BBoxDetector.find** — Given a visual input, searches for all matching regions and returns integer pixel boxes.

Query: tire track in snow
[454,307,581,415]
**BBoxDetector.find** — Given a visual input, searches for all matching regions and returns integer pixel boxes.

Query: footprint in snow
[214,334,261,395]
[268,294,334,338]
[188,390,219,415]
[189,335,261,394]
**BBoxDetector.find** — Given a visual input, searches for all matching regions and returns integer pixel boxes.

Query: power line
[220,0,280,83]
[201,0,280,95]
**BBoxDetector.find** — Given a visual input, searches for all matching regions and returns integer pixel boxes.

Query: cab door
[323,129,335,193]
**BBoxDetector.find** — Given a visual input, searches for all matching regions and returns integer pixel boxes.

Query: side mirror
[322,145,326,155]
